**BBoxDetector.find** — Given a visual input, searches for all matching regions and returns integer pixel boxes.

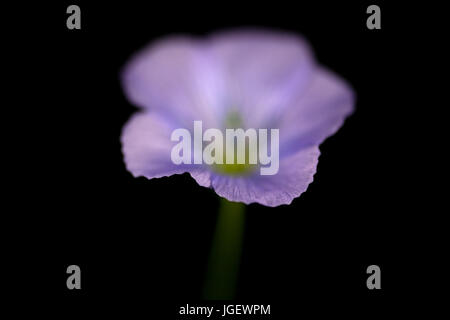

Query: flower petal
[121,112,192,179]
[279,67,355,155]
[209,29,315,128]
[210,146,320,207]
[121,37,225,129]
[189,169,212,188]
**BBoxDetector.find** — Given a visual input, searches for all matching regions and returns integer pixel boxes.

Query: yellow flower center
[212,111,258,176]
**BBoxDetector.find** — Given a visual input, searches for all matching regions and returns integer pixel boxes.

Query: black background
[7,0,444,318]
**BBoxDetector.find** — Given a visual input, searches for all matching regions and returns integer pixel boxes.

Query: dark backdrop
[8,1,441,318]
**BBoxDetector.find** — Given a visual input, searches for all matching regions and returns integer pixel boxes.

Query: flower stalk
[203,198,246,300]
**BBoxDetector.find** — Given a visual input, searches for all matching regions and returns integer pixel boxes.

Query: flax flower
[121,29,354,207]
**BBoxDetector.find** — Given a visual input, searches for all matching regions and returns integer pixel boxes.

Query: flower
[121,29,355,207]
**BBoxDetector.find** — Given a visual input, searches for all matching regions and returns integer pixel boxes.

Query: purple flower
[121,29,355,207]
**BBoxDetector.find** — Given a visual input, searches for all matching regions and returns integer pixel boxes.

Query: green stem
[203,198,246,300]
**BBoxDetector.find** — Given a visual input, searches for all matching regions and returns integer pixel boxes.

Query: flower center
[212,111,258,176]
